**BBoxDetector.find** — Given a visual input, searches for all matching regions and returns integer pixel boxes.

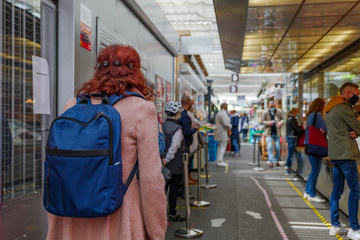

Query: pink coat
[46,94,167,240]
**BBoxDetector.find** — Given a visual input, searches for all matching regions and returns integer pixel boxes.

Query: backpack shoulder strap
[125,159,139,187]
[109,91,147,106]
[312,112,317,127]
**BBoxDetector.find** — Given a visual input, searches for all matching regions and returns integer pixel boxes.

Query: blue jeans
[330,160,360,230]
[266,135,280,163]
[305,155,322,197]
[285,136,297,169]
[231,137,239,153]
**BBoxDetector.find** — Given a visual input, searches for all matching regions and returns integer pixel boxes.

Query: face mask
[349,94,359,105]
[269,108,275,112]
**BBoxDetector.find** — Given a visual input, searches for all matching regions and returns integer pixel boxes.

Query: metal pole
[248,134,257,166]
[202,141,216,189]
[191,145,210,207]
[175,153,203,238]
[253,135,264,171]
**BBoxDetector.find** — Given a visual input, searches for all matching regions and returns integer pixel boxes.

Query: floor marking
[250,177,289,240]
[291,226,330,230]
[225,161,229,174]
[211,218,226,227]
[245,211,263,219]
[286,178,343,240]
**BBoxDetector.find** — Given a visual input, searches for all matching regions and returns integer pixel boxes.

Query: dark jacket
[179,110,197,149]
[161,119,184,175]
[286,116,304,138]
[231,115,239,138]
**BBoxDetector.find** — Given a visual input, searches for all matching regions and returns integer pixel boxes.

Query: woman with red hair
[46,45,167,240]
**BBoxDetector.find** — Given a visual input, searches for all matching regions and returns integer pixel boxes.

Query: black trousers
[166,174,183,215]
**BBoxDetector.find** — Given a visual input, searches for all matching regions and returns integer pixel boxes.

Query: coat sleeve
[222,113,232,130]
[180,111,197,137]
[315,113,327,133]
[339,106,360,135]
[136,102,167,240]
[262,112,272,126]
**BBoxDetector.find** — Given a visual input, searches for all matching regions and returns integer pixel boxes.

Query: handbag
[161,158,172,182]
[243,122,249,130]
[304,113,328,157]
[297,126,305,146]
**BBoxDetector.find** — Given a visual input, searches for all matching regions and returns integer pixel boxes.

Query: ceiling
[156,0,360,99]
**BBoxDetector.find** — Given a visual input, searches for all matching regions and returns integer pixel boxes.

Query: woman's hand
[319,128,325,134]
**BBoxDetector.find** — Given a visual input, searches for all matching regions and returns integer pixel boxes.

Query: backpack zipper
[48,112,114,165]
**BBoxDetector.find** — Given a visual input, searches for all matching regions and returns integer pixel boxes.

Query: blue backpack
[44,92,145,218]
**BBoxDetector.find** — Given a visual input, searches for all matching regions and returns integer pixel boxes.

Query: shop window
[1,1,42,202]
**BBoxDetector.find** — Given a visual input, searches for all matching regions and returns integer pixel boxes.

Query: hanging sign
[231,74,239,82]
[230,85,238,93]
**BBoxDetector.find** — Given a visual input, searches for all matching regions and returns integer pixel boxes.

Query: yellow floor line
[225,161,229,174]
[286,178,343,240]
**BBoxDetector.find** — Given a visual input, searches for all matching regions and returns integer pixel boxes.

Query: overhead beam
[213,0,248,73]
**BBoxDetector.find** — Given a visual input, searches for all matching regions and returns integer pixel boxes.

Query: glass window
[1,0,42,202]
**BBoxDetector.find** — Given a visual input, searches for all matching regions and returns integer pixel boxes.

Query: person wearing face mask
[261,99,285,167]
[285,108,304,175]
[325,82,360,239]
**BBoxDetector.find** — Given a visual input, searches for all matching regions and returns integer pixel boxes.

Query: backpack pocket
[44,153,120,218]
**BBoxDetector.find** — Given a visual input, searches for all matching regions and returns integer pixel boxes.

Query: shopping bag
[305,114,328,157]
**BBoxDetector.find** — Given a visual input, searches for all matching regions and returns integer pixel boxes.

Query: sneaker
[168,214,186,222]
[285,171,295,176]
[347,228,360,240]
[307,195,326,203]
[217,161,228,167]
[275,162,280,167]
[329,225,348,236]
[234,152,240,157]
[269,163,274,167]
[303,192,308,200]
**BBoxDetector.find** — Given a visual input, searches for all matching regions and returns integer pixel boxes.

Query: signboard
[230,85,238,93]
[80,4,92,51]
[155,75,165,122]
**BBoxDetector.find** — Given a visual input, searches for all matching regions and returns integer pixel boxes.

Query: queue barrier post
[191,145,210,208]
[253,134,264,171]
[175,152,203,239]
[201,141,216,189]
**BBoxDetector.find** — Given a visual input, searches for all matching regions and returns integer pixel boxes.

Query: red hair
[76,45,153,100]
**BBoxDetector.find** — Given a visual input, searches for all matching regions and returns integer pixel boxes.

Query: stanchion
[201,141,216,189]
[253,134,264,171]
[175,153,203,239]
[248,134,257,166]
[191,145,210,207]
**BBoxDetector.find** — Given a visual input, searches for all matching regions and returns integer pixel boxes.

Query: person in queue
[325,82,360,239]
[230,110,240,157]
[240,113,249,142]
[262,99,284,167]
[161,101,186,222]
[285,108,304,175]
[46,45,167,240]
[188,100,202,184]
[214,103,232,167]
[303,98,327,203]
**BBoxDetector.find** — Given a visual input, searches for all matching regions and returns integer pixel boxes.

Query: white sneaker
[347,228,360,240]
[217,161,228,167]
[329,225,348,236]
[307,195,326,203]
[303,192,308,200]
